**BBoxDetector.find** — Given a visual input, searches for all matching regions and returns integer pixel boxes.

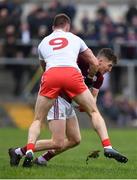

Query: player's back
[38,30,88,70]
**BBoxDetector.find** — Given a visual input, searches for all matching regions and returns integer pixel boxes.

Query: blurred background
[0,0,137,130]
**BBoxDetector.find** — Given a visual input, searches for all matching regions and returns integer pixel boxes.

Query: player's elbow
[79,48,98,68]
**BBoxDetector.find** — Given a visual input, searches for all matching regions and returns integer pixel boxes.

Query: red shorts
[39,67,87,99]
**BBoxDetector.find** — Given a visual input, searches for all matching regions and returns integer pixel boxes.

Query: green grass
[0,127,137,179]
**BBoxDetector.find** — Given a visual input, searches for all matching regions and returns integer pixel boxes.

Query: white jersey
[38,29,88,71]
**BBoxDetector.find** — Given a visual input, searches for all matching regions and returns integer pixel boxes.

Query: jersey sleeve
[79,38,88,53]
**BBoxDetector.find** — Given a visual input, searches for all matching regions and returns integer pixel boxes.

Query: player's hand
[88,64,98,79]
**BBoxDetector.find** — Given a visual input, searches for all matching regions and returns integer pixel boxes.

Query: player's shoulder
[67,32,81,40]
[38,34,52,49]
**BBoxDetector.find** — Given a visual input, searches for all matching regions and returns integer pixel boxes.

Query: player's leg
[34,97,81,165]
[34,97,67,152]
[58,98,81,149]
[22,95,55,167]
[65,113,81,149]
[27,95,55,145]
[9,97,64,167]
[73,89,109,141]
[35,115,81,165]
[73,89,128,163]
[35,119,66,151]
[31,119,66,166]
[23,118,66,167]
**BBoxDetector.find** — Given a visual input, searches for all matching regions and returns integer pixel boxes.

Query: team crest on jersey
[93,75,97,82]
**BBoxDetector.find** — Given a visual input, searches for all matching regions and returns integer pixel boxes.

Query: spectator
[37,25,48,40]
[3,26,16,57]
[0,8,10,38]
[3,25,25,96]
[116,97,133,126]
[100,89,120,123]
[113,23,126,44]
[81,11,90,33]
[17,22,32,58]
[19,22,31,45]
[125,0,137,25]
[59,1,76,21]
[47,0,62,18]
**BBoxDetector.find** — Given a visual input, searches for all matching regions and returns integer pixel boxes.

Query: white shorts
[47,96,76,121]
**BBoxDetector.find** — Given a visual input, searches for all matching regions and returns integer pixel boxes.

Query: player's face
[98,56,113,74]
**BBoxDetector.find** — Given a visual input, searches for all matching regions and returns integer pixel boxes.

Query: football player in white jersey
[9,48,128,166]
[9,14,127,167]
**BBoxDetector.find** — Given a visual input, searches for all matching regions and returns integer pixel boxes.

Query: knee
[88,105,99,117]
[70,136,81,147]
[74,137,81,146]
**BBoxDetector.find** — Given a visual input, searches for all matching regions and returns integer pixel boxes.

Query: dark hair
[53,13,71,28]
[97,48,118,64]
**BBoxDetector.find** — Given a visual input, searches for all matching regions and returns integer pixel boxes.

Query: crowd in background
[1,0,137,58]
[0,0,137,127]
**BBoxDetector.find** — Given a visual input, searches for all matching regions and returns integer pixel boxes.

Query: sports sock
[15,146,27,157]
[102,138,112,149]
[37,156,47,165]
[26,143,35,154]
[38,150,55,164]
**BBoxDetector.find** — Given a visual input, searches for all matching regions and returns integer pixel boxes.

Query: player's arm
[78,38,99,72]
[38,45,46,72]
[85,71,104,102]
[90,87,99,102]
[88,64,98,79]
[79,48,99,73]
[90,72,104,102]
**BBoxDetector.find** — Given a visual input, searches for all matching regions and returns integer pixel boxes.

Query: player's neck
[53,26,69,32]
[54,28,65,32]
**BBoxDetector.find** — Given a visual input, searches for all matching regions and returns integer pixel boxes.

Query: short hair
[97,48,118,65]
[53,13,71,28]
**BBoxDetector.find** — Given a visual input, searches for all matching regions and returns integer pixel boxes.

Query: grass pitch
[0,127,137,179]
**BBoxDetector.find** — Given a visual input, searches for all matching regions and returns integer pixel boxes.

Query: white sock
[38,156,47,165]
[104,145,112,149]
[26,150,34,155]
[15,148,24,157]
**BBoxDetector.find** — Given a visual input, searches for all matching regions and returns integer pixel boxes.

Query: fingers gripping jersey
[38,30,88,71]
[77,58,104,89]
